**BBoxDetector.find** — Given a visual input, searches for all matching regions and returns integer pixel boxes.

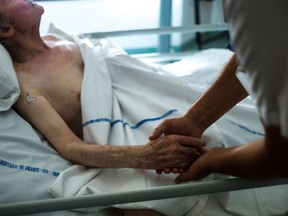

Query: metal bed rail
[0,177,287,216]
[84,23,229,38]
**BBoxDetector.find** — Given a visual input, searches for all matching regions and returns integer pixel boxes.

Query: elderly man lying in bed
[0,3,203,169]
[0,1,207,215]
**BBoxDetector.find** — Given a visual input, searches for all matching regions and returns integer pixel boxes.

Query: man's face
[0,0,44,32]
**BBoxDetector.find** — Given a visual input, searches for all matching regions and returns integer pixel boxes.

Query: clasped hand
[145,134,204,173]
[148,115,209,182]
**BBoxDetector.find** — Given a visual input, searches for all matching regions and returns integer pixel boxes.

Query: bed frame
[86,23,228,39]
[85,23,229,64]
[1,2,287,214]
[1,178,287,215]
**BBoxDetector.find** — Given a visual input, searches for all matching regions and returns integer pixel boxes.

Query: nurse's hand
[149,115,203,141]
[175,148,218,183]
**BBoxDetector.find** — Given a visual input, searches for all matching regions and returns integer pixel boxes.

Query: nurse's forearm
[210,139,267,178]
[186,54,248,131]
[210,137,288,178]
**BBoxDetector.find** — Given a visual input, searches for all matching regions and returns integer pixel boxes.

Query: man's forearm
[186,54,248,131]
[63,142,144,168]
[61,135,200,170]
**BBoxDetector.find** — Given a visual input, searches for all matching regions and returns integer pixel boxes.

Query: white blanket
[49,35,268,215]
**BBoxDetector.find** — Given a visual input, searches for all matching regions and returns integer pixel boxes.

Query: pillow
[47,23,75,41]
[0,44,20,111]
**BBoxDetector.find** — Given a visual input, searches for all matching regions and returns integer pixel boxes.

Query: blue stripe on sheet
[82,109,178,129]
[0,159,60,177]
[224,118,265,136]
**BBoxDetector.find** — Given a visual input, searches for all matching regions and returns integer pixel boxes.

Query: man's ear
[0,25,14,38]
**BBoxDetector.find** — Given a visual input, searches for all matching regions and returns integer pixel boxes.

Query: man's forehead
[1,0,13,5]
[0,0,7,5]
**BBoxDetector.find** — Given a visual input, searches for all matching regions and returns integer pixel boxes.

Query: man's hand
[133,134,205,170]
[149,116,205,174]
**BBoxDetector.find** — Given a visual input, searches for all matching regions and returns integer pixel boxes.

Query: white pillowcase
[0,44,20,111]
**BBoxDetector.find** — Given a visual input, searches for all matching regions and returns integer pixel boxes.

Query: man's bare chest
[16,46,84,122]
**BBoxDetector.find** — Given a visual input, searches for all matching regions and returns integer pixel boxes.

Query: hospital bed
[1,21,288,216]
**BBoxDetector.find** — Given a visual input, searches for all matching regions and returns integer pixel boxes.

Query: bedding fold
[49,35,220,215]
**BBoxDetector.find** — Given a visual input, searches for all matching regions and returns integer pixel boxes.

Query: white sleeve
[224,0,288,139]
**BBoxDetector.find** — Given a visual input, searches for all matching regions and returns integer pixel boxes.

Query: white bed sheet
[0,26,287,215]
[0,109,119,216]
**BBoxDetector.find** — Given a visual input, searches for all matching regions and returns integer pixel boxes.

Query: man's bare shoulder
[42,33,68,42]
[42,33,80,53]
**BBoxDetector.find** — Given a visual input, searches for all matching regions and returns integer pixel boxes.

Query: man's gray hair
[0,11,10,45]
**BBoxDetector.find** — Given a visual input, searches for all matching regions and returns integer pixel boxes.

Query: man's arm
[15,89,203,170]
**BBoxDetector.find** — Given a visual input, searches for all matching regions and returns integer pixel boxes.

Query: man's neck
[6,35,50,64]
